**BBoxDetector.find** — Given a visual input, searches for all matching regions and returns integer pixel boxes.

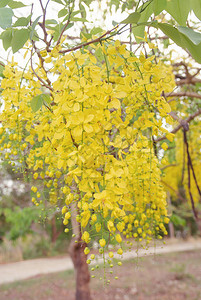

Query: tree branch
[166,91,201,101]
[175,77,201,86]
[156,109,201,142]
[56,1,74,46]
[161,164,177,170]
[38,0,50,46]
[58,25,120,54]
[30,49,53,91]
[161,180,187,202]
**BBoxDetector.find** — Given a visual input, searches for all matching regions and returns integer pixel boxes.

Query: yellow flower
[117,248,123,255]
[84,247,90,255]
[115,234,122,243]
[82,231,90,243]
[99,238,106,248]
[161,142,168,151]
[109,251,114,258]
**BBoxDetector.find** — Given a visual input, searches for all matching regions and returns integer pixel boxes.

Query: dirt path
[0,239,201,285]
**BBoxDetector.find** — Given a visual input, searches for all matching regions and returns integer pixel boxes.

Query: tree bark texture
[69,190,91,300]
[69,240,91,300]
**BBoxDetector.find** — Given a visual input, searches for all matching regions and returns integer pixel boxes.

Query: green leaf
[121,12,141,24]
[58,8,67,18]
[52,23,73,41]
[170,214,186,227]
[71,10,82,17]
[41,93,51,104]
[156,23,184,47]
[191,0,201,20]
[95,47,104,61]
[0,28,13,50]
[155,23,201,63]
[32,16,41,30]
[31,94,50,112]
[112,20,118,26]
[82,0,93,7]
[31,34,39,41]
[31,95,43,112]
[0,0,11,8]
[45,19,58,25]
[79,2,86,19]
[71,17,88,22]
[8,1,26,8]
[13,16,30,27]
[52,0,64,4]
[30,16,41,39]
[90,27,103,35]
[132,2,153,42]
[153,0,166,15]
[166,0,190,26]
[0,63,5,77]
[182,35,201,64]
[178,26,201,45]
[0,7,13,29]
[11,28,29,53]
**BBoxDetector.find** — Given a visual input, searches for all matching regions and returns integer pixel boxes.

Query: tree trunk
[69,239,91,300]
[51,215,62,243]
[69,187,92,300]
[168,221,175,238]
[167,191,175,238]
[51,216,57,243]
[197,217,201,236]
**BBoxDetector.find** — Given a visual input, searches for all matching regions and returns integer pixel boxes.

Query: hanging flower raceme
[0,39,175,277]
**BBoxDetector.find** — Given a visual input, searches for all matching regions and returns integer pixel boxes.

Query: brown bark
[167,191,175,239]
[69,240,91,300]
[69,187,91,300]
[51,215,61,243]
[168,222,175,239]
[197,218,201,236]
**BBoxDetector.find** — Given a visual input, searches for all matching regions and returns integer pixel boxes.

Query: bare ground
[0,249,201,300]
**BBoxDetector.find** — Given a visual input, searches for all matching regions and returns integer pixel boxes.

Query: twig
[38,0,50,46]
[30,49,53,91]
[166,91,201,101]
[175,78,201,86]
[161,180,187,202]
[161,164,177,170]
[57,0,74,46]
[183,131,201,197]
[152,136,158,157]
[184,131,199,220]
[181,138,185,184]
[155,109,201,142]
[57,20,71,46]
[129,24,132,52]
[58,25,120,54]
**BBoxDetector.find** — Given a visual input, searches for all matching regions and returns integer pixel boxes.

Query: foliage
[3,207,40,240]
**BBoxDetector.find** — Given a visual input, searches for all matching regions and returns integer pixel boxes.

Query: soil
[0,249,201,300]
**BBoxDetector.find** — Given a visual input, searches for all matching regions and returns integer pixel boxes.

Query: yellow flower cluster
[163,124,201,204]
[0,40,175,260]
